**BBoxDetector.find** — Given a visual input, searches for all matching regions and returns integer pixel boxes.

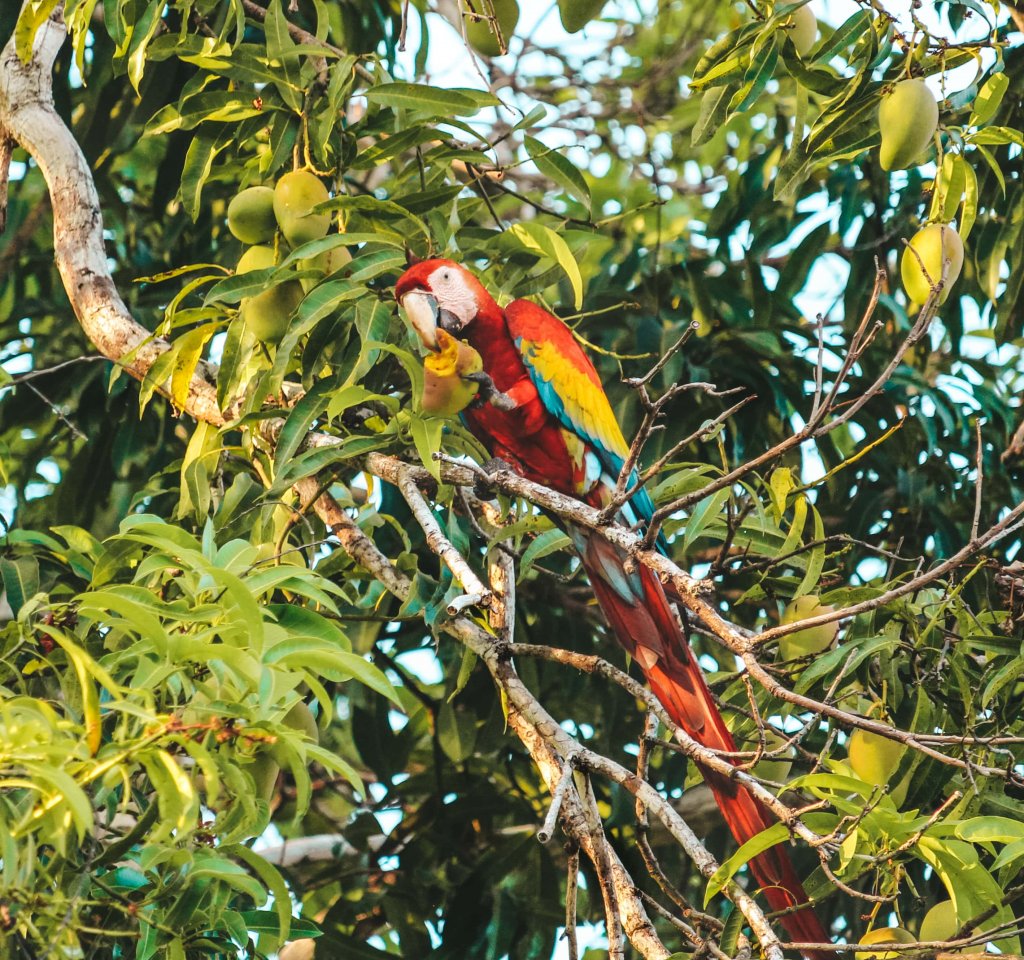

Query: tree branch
[0,10,226,426]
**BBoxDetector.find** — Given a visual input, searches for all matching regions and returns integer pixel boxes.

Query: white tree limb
[0,8,226,425]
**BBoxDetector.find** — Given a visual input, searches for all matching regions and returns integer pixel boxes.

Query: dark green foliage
[1,0,1024,957]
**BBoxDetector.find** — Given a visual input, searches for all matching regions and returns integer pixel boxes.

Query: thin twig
[537,754,576,843]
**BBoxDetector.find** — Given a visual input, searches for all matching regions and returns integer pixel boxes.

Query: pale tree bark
[0,7,225,425]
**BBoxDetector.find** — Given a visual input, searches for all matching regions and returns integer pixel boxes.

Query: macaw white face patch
[428,264,477,328]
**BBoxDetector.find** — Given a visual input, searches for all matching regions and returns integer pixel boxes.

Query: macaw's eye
[441,271,450,280]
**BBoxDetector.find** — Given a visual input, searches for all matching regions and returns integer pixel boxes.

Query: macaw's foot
[464,371,516,412]
[474,456,513,500]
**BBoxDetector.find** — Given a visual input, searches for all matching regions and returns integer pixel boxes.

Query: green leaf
[264,0,301,93]
[438,702,477,763]
[971,125,1024,148]
[180,132,232,221]
[729,35,779,114]
[793,502,825,597]
[982,655,1024,706]
[408,414,444,481]
[929,152,967,225]
[0,556,39,616]
[917,836,1021,953]
[507,222,583,308]
[969,72,1009,127]
[705,821,790,905]
[519,530,571,578]
[955,816,1024,844]
[809,10,872,65]
[692,84,732,146]
[524,136,591,212]
[960,160,979,241]
[295,278,366,327]
[224,845,290,946]
[14,0,60,63]
[365,82,499,117]
[718,907,744,957]
[205,266,296,306]
[973,142,1006,197]
[170,324,218,410]
[273,379,334,472]
[239,912,322,939]
[793,632,897,694]
[768,467,795,520]
[683,488,730,552]
[269,645,401,704]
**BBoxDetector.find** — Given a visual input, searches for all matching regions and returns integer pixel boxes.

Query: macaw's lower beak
[400,290,440,351]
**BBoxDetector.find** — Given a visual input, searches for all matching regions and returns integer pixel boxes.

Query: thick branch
[0,11,226,425]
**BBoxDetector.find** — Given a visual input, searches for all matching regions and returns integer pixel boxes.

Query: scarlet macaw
[395,258,830,952]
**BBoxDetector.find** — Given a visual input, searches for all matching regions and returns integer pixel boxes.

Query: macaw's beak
[400,290,440,352]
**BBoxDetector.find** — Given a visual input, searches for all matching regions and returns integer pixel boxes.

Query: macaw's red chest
[460,310,577,495]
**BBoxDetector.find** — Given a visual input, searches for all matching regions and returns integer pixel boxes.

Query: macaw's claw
[474,456,513,500]
[463,371,516,412]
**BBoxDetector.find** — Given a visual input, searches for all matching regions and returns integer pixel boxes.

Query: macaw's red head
[394,258,492,352]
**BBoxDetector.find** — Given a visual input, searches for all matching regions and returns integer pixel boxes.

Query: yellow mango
[856,927,915,960]
[848,727,905,785]
[900,223,964,305]
[422,329,483,417]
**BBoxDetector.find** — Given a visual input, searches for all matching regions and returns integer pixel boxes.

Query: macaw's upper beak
[400,290,440,352]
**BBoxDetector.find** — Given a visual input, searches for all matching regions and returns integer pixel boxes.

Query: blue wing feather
[506,302,665,551]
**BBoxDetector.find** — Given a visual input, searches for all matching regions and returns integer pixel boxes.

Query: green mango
[465,0,519,56]
[236,245,303,343]
[779,594,838,661]
[787,4,817,57]
[879,78,938,171]
[274,170,331,248]
[226,186,276,244]
[557,0,606,34]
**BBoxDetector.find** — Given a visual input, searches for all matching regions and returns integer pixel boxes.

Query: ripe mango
[422,329,483,417]
[879,78,939,170]
[274,170,331,248]
[920,901,958,943]
[848,727,905,785]
[279,941,317,960]
[856,927,915,960]
[900,223,964,305]
[465,0,520,56]
[918,900,983,952]
[787,4,817,57]
[227,186,276,244]
[779,594,838,661]
[557,0,606,33]
[236,245,303,344]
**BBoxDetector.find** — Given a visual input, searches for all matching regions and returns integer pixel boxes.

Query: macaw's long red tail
[570,526,830,957]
